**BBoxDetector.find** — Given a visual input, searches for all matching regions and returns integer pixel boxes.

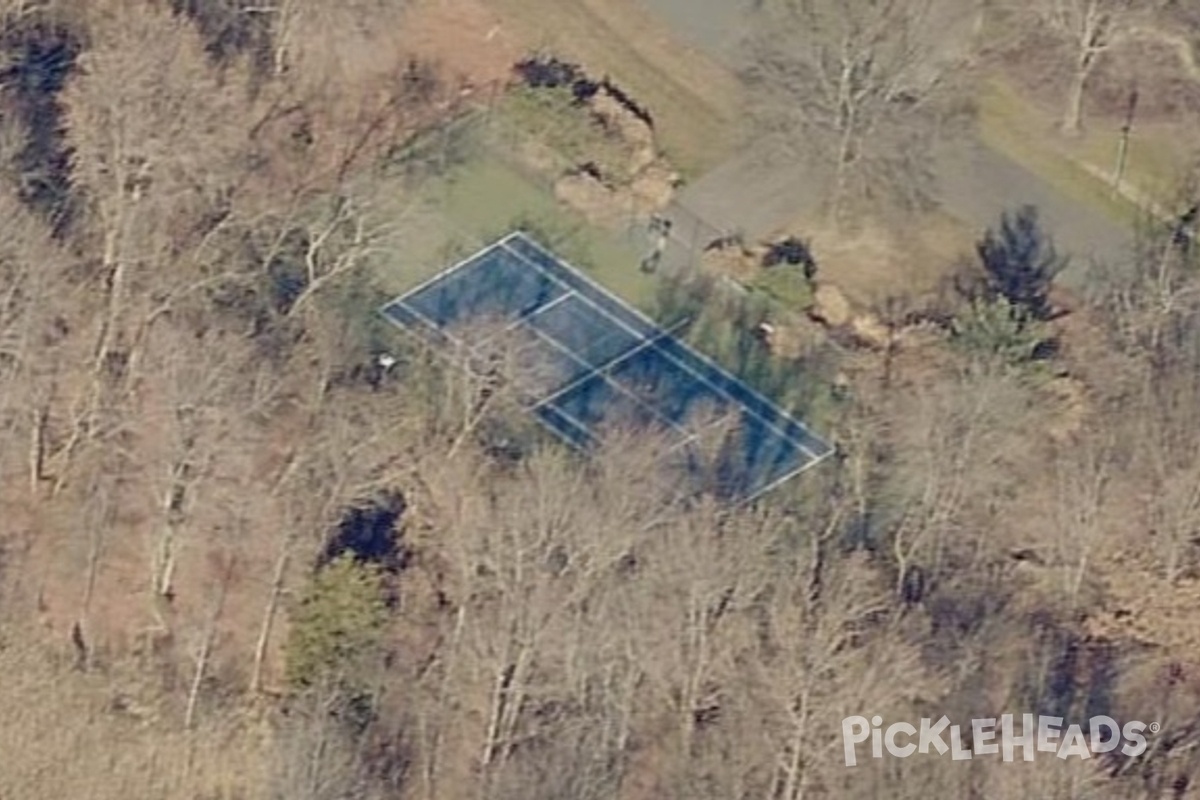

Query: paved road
[934,139,1131,287]
[670,142,826,241]
[635,0,1133,287]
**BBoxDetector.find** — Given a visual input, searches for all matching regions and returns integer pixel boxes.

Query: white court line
[501,232,831,463]
[742,446,837,504]
[521,303,691,440]
[378,237,570,348]
[532,401,598,449]
[501,231,830,460]
[389,278,688,442]
[664,408,740,456]
[532,321,669,408]
[662,405,829,503]
[379,240,568,361]
[377,238,514,318]
[379,297,470,351]
[466,281,578,355]
[380,231,834,497]
[503,290,575,332]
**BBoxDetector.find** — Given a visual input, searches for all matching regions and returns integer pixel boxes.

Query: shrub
[285,555,389,693]
[950,296,1047,367]
[753,264,815,310]
[976,205,1067,321]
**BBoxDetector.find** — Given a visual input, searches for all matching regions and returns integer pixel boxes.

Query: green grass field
[370,147,659,311]
[447,158,659,304]
[977,76,1188,226]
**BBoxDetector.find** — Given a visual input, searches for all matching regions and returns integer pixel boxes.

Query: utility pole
[1111,83,1139,193]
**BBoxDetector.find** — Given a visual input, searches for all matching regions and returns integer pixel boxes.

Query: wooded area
[0,0,1199,798]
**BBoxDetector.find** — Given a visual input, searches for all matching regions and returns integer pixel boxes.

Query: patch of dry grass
[0,633,274,799]
[789,211,976,309]
[977,75,1193,224]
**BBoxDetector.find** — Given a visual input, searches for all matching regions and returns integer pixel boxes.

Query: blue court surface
[380,232,833,500]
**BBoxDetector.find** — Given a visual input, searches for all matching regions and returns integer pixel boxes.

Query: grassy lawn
[750,265,814,311]
[371,149,660,312]
[446,158,658,306]
[977,76,1187,225]
[977,78,1139,225]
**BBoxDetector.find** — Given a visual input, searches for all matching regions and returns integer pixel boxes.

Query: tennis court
[380,232,833,500]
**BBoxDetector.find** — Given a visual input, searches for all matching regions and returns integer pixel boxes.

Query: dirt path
[670,140,827,242]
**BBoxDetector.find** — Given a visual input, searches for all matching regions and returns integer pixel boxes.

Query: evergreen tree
[977,205,1067,322]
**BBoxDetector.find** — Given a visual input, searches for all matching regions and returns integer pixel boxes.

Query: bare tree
[184,548,239,730]
[742,0,981,223]
[619,498,768,790]
[1038,0,1136,134]
[1097,218,1200,367]
[54,0,258,490]
[883,365,1030,597]
[388,411,690,800]
[1127,317,1200,584]
[1021,0,1177,134]
[747,551,944,800]
[0,183,68,487]
[1049,430,1116,606]
[259,0,428,187]
[270,688,389,800]
[1090,214,1200,587]
[264,0,409,79]
[133,320,260,611]
[1139,376,1200,584]
[282,188,407,322]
